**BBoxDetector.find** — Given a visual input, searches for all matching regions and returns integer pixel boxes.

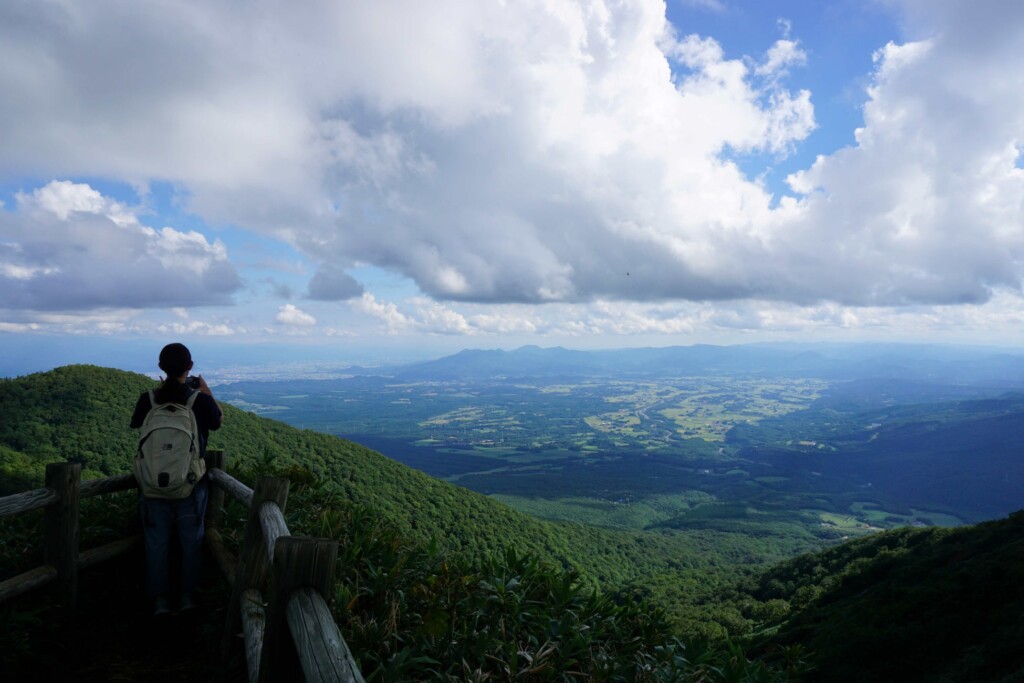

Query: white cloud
[779,9,1024,306]
[0,0,1021,318]
[468,310,541,335]
[0,181,242,311]
[777,18,793,39]
[0,308,244,337]
[0,0,813,308]
[335,287,1024,344]
[150,320,237,336]
[0,307,139,336]
[409,297,473,335]
[30,180,107,220]
[351,293,415,333]
[1,263,59,280]
[755,39,807,78]
[0,322,41,332]
[275,304,317,327]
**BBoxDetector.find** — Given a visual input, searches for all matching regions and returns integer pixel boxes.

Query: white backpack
[133,390,206,499]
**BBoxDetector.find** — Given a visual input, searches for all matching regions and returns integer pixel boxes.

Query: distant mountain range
[367,343,1024,387]
[213,342,1024,527]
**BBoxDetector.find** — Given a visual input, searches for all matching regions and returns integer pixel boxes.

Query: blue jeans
[139,478,208,599]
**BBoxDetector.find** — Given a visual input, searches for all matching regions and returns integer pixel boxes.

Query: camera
[187,376,201,389]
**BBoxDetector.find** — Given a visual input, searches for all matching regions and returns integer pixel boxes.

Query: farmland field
[213,365,1024,557]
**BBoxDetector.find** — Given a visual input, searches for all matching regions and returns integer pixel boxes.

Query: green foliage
[231,459,802,682]
[749,511,1024,682]
[0,365,152,491]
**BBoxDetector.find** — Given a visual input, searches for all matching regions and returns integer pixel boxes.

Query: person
[130,343,223,616]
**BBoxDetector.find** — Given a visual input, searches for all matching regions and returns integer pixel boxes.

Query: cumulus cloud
[0,305,244,337]
[351,293,415,333]
[0,181,241,311]
[307,267,364,301]
[275,304,317,326]
[1,0,1021,312]
[779,3,1024,305]
[408,297,473,335]
[346,288,1024,343]
[156,320,237,336]
[755,39,807,79]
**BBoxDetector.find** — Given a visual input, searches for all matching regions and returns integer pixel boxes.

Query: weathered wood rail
[0,451,365,683]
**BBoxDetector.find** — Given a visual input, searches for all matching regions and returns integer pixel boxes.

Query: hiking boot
[153,595,171,617]
[178,593,197,613]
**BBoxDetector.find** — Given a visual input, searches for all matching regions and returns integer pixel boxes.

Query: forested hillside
[0,366,768,629]
[3,365,1023,681]
[0,365,811,680]
[747,513,1024,682]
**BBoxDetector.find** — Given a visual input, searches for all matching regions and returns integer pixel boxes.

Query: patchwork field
[215,369,1019,558]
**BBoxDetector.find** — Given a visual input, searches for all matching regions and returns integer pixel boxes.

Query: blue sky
[2,0,1024,374]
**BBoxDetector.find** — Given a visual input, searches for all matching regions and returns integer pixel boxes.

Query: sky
[2,0,1024,372]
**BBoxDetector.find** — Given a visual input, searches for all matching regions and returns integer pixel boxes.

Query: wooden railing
[0,452,364,683]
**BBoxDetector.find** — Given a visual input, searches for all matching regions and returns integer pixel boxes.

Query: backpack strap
[185,390,201,455]
[137,390,159,455]
[148,388,200,409]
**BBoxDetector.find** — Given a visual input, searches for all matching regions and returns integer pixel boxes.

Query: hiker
[130,343,223,616]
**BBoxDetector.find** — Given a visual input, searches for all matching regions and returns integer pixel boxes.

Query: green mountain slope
[751,513,1024,682]
[0,365,809,680]
[4,365,1023,681]
[0,365,752,594]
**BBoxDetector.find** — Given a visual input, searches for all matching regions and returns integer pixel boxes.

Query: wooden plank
[286,588,365,683]
[0,536,139,605]
[206,527,237,586]
[241,587,267,683]
[78,535,140,570]
[0,486,59,518]
[0,565,58,605]
[222,476,289,661]
[43,462,80,609]
[80,474,137,499]
[259,537,345,683]
[259,501,290,560]
[209,467,254,508]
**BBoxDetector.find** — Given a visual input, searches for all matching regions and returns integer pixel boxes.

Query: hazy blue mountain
[389,343,1024,387]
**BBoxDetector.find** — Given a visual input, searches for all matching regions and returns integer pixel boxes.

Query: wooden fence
[0,451,364,683]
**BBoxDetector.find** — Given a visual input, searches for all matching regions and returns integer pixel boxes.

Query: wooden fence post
[43,462,81,609]
[206,449,226,530]
[259,537,341,683]
[204,449,237,585]
[222,476,289,659]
